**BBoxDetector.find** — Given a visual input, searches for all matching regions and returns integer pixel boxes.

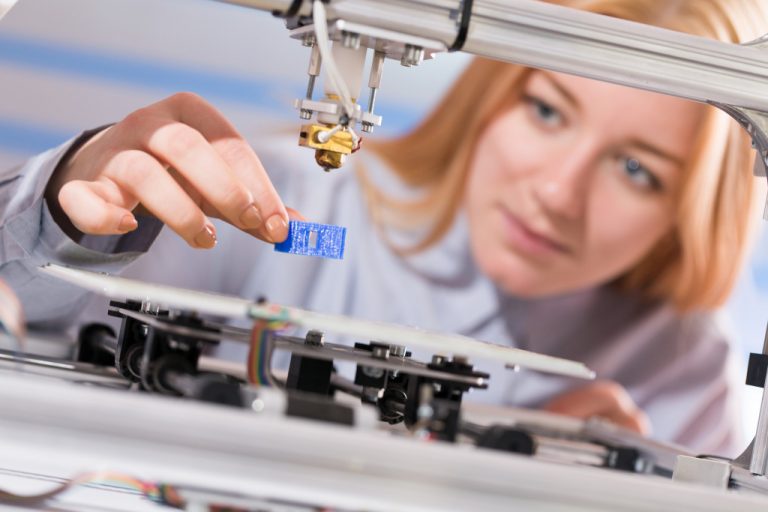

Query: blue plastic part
[274,220,347,260]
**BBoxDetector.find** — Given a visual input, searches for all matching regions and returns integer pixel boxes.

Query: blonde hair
[363,0,768,311]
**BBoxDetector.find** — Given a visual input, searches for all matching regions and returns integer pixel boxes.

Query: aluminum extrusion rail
[218,0,768,112]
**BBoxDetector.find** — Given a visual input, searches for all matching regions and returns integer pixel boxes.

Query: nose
[532,141,598,220]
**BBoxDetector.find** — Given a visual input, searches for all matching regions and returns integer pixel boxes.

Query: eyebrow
[625,139,685,166]
[537,71,685,166]
[537,71,580,110]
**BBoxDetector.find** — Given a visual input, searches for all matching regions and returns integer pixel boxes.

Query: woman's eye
[523,95,563,128]
[619,157,662,191]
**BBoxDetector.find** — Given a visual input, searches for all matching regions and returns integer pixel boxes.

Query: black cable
[272,0,304,18]
[449,0,474,52]
[273,0,330,19]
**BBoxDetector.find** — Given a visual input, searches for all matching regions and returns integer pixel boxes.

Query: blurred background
[0,0,766,442]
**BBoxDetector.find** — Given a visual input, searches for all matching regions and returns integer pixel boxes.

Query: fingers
[165,93,290,242]
[543,381,651,435]
[59,180,138,236]
[97,150,217,249]
[125,118,256,232]
[52,92,294,248]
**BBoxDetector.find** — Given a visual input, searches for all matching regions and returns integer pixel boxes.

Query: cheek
[465,109,545,210]
[586,184,674,275]
[464,118,533,289]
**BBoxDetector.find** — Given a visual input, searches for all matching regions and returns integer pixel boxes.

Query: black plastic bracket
[747,353,768,388]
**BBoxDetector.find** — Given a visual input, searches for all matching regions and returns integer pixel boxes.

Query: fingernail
[265,214,288,243]
[117,214,138,233]
[194,223,217,249]
[239,204,263,229]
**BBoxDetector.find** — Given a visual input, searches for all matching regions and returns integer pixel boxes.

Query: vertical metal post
[750,325,768,474]
[363,50,385,133]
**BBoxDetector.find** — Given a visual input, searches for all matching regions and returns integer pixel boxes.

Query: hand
[45,92,294,248]
[542,380,651,435]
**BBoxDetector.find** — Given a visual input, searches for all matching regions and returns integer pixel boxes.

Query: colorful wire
[0,471,184,508]
[247,319,288,387]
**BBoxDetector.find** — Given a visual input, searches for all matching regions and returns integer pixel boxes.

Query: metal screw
[140,301,160,315]
[372,345,390,360]
[401,44,424,67]
[305,330,325,346]
[300,109,313,120]
[431,354,446,366]
[361,122,373,133]
[341,31,361,50]
[390,344,406,358]
[302,32,316,47]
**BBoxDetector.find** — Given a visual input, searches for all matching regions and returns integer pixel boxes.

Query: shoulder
[526,286,731,376]
[598,287,729,353]
[584,287,732,381]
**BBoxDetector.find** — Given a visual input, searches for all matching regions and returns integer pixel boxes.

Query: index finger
[166,93,291,243]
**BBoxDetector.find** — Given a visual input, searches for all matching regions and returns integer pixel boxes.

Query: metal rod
[0,348,126,385]
[366,87,377,113]
[305,75,316,100]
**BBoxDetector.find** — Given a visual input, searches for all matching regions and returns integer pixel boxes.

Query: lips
[499,207,571,256]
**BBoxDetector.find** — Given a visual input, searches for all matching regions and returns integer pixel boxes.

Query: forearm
[0,133,162,328]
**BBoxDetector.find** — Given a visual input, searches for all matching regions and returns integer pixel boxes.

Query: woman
[1,0,766,456]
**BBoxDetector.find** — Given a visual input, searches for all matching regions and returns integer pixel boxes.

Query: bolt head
[302,33,316,47]
[305,329,325,346]
[390,344,406,357]
[341,31,361,50]
[372,346,390,360]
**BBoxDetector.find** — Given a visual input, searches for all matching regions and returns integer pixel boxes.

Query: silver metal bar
[749,325,768,476]
[464,0,768,110]
[220,0,768,111]
[750,370,768,475]
[0,349,126,386]
[5,373,768,512]
[368,50,385,89]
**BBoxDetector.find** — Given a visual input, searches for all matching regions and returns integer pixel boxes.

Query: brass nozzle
[298,123,357,170]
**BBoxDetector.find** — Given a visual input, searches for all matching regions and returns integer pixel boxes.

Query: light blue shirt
[0,132,744,456]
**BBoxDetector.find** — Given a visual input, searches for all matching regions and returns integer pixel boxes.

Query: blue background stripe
[0,32,282,107]
[0,32,421,154]
[0,119,74,154]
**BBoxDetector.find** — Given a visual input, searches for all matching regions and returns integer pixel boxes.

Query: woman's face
[465,70,704,296]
